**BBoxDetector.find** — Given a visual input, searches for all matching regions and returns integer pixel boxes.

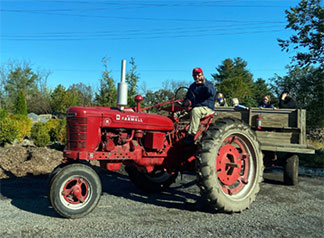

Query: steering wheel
[174,86,194,111]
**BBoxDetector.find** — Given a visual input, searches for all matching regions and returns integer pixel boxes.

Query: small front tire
[49,163,102,218]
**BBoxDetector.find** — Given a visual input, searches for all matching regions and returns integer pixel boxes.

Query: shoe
[184,134,195,145]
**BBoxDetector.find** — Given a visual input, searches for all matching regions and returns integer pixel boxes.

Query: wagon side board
[213,107,315,154]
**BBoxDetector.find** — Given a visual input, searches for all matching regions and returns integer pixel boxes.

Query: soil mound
[0,145,63,179]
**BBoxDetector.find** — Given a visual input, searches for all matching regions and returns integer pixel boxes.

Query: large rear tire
[125,166,178,193]
[49,163,102,218]
[196,117,264,212]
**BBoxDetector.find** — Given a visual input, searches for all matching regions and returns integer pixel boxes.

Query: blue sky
[1,0,299,93]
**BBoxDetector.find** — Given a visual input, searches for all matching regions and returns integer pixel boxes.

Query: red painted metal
[62,178,88,204]
[64,96,215,174]
[216,136,251,195]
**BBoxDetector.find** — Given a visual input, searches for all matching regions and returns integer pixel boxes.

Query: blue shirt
[186,79,216,110]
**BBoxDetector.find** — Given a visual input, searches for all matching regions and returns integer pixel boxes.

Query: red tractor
[48,61,263,218]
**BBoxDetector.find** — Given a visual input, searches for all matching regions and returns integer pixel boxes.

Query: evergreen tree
[95,57,117,107]
[14,90,27,116]
[253,78,277,106]
[50,84,79,115]
[212,58,255,106]
[126,57,139,107]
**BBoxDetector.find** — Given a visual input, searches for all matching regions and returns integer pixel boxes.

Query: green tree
[253,78,277,106]
[275,0,324,127]
[141,79,190,109]
[0,60,51,114]
[212,58,255,106]
[50,84,79,115]
[14,90,28,116]
[126,57,140,107]
[271,65,324,127]
[278,0,324,69]
[68,83,94,106]
[95,57,117,107]
[1,61,38,110]
[27,88,52,114]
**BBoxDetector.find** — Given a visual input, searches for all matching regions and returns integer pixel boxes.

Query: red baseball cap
[192,67,203,75]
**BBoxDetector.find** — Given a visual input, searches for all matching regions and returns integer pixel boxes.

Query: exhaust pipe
[117,59,128,110]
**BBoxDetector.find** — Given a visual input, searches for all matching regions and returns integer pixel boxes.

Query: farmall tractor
[48,60,263,218]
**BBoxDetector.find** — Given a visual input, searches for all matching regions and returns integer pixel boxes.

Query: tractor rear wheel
[49,163,102,218]
[125,166,178,193]
[196,117,263,212]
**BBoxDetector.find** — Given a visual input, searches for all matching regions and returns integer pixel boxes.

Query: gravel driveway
[0,168,323,238]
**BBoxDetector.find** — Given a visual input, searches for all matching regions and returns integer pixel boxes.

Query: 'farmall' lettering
[116,114,143,123]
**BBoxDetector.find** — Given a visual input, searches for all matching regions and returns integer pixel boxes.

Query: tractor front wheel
[196,117,263,212]
[49,163,102,218]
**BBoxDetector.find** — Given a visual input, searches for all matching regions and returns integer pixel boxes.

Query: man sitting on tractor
[184,67,216,144]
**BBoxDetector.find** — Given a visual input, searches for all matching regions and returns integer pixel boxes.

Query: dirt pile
[0,145,63,179]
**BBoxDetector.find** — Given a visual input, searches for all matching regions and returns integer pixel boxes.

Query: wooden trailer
[213,107,315,185]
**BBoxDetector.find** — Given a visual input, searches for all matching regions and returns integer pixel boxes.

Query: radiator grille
[67,117,87,149]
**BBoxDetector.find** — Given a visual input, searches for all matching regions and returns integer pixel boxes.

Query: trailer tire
[49,163,102,218]
[196,117,264,212]
[125,166,178,193]
[284,154,299,186]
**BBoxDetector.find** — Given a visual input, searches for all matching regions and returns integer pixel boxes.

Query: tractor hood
[67,106,174,131]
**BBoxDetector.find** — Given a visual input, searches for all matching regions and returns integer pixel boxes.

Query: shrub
[57,119,66,145]
[46,119,61,142]
[46,118,66,145]
[0,108,9,120]
[31,122,50,147]
[0,116,20,145]
[12,114,33,142]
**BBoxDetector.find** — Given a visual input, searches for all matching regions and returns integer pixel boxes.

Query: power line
[2,22,285,37]
[2,28,285,41]
[1,0,287,10]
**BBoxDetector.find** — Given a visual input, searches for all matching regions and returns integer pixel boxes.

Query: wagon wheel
[284,154,299,185]
[196,117,264,212]
[49,163,102,218]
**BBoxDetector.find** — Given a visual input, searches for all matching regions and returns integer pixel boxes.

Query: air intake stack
[117,60,128,110]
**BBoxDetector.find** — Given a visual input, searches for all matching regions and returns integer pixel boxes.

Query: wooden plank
[299,110,306,145]
[257,113,289,128]
[256,131,300,144]
[261,143,315,154]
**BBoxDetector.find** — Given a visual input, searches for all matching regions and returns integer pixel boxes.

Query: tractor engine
[64,105,175,172]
